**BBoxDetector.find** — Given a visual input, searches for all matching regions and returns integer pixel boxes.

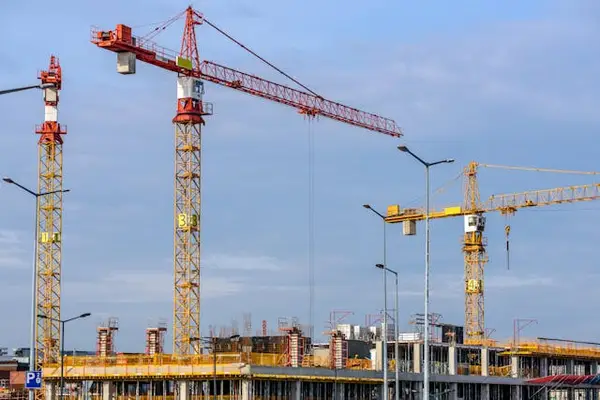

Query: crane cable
[203,18,322,98]
[137,10,187,44]
[202,12,322,346]
[307,117,316,355]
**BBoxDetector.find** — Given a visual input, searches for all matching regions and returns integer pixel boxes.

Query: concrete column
[481,383,490,400]
[511,355,519,378]
[334,383,344,400]
[241,380,252,400]
[101,382,115,400]
[374,341,383,371]
[541,357,548,377]
[448,345,457,375]
[450,383,458,400]
[568,359,574,374]
[177,381,189,400]
[45,382,56,400]
[413,343,421,374]
[592,361,599,374]
[481,347,489,377]
[511,384,522,400]
[291,381,301,400]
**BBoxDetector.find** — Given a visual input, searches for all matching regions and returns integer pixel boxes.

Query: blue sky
[1,0,599,353]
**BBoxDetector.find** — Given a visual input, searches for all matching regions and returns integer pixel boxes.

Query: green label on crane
[176,56,193,70]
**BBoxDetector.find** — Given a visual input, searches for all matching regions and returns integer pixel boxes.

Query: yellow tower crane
[385,161,600,345]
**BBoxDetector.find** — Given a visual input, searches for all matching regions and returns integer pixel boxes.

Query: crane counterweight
[117,52,136,74]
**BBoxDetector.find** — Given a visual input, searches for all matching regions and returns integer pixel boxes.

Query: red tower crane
[91,7,402,356]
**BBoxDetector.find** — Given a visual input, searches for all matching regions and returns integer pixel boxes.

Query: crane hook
[505,225,511,270]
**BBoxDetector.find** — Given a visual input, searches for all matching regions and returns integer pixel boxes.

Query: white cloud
[306,13,600,136]
[58,253,296,304]
[203,253,290,272]
[486,275,555,289]
[0,251,27,269]
[64,271,244,304]
[0,230,27,269]
[0,230,20,244]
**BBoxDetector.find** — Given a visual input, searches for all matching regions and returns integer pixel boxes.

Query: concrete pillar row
[413,342,421,374]
[241,380,252,400]
[448,345,457,375]
[101,382,115,400]
[481,347,489,377]
[511,355,519,378]
[177,381,189,400]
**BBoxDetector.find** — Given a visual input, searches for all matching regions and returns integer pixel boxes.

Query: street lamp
[3,176,71,400]
[362,204,389,400]
[0,83,55,96]
[376,263,399,400]
[191,335,240,400]
[38,313,91,399]
[397,145,454,400]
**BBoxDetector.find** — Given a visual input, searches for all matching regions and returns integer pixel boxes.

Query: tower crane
[385,161,600,345]
[35,56,66,374]
[91,7,402,356]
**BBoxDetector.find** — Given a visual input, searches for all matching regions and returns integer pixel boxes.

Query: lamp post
[362,204,389,400]
[396,146,454,400]
[376,264,399,400]
[192,334,240,400]
[38,313,91,399]
[0,82,55,96]
[3,177,70,400]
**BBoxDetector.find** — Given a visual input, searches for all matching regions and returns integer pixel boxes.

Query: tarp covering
[527,374,600,386]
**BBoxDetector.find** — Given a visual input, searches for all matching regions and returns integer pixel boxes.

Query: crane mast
[35,56,66,374]
[171,8,206,355]
[92,7,401,355]
[462,162,487,343]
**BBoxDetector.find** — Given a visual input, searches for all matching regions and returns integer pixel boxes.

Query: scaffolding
[145,322,167,356]
[96,317,118,357]
[329,330,348,370]
[501,337,600,360]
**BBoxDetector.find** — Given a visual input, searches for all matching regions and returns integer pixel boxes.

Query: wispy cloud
[64,271,244,304]
[0,230,20,244]
[57,253,298,304]
[486,275,555,289]
[203,253,290,272]
[0,230,27,269]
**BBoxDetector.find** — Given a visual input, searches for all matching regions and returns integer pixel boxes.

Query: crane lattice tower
[35,55,66,380]
[462,162,488,343]
[172,8,209,355]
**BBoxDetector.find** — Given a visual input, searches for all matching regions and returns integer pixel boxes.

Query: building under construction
[38,313,600,400]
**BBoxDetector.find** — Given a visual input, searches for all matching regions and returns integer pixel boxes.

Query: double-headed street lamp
[2,176,70,400]
[397,145,454,400]
[362,204,391,400]
[376,263,400,400]
[191,335,240,400]
[38,313,91,399]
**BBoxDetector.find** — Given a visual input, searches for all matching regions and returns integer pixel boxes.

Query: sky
[0,0,599,353]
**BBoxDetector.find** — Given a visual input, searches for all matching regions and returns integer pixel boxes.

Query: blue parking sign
[25,371,42,389]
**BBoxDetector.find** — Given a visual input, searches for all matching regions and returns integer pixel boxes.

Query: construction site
[1,4,600,400]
